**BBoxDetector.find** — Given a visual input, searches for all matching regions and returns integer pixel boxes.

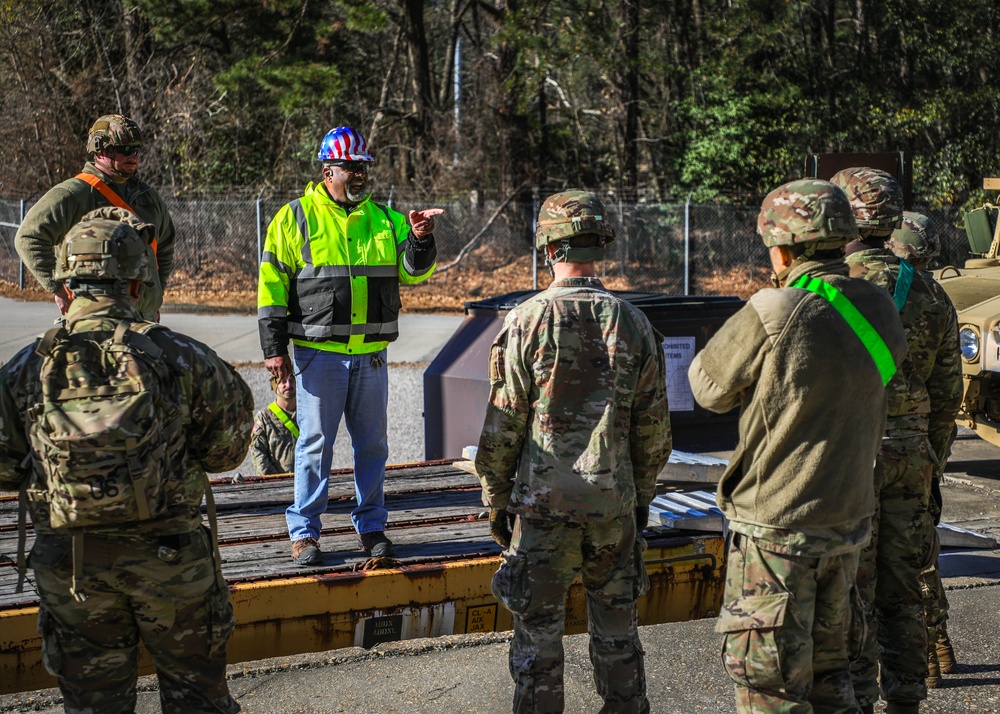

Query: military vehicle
[935,178,1000,447]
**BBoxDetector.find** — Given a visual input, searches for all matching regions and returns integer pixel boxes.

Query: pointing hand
[408,208,445,238]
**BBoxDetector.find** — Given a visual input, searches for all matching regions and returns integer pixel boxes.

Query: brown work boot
[291,537,322,565]
[936,629,957,674]
[926,648,941,689]
[359,530,395,558]
[886,703,920,714]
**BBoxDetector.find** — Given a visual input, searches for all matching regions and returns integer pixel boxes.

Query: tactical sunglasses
[329,160,370,174]
[111,145,141,156]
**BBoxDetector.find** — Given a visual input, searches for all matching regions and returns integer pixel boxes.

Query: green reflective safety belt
[268,402,300,439]
[893,259,914,311]
[790,274,897,387]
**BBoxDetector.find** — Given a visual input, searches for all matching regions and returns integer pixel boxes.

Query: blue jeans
[286,345,389,541]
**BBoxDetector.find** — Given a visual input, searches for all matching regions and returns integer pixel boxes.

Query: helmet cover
[829,167,903,230]
[54,208,153,284]
[535,190,616,253]
[757,179,858,248]
[86,114,142,154]
[888,211,939,261]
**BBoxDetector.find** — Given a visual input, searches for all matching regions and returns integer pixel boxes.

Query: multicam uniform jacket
[846,248,963,462]
[475,277,672,521]
[251,404,297,475]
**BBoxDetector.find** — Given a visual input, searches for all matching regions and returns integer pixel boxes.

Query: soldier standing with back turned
[690,180,909,713]
[476,190,672,714]
[0,209,253,713]
[886,210,961,690]
[831,168,962,714]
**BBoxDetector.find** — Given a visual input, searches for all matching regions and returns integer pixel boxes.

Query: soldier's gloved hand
[635,506,649,533]
[489,508,515,549]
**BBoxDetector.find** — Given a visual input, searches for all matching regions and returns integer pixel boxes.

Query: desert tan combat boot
[926,648,941,688]
[936,628,957,674]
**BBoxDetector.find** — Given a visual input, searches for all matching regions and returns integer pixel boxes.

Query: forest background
[2,0,999,310]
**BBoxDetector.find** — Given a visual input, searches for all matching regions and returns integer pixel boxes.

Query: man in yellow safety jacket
[258,125,442,566]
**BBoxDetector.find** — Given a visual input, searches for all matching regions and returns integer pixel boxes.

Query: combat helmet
[535,190,615,265]
[829,167,903,233]
[888,211,939,264]
[54,207,153,287]
[86,114,143,155]
[757,179,858,250]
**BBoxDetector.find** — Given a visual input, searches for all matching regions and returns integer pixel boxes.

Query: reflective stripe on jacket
[258,182,436,357]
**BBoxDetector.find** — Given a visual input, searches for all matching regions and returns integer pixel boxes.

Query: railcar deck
[0,460,726,694]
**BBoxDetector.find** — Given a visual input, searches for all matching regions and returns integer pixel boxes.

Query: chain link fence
[0,186,976,306]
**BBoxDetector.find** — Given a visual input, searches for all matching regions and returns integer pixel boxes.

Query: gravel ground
[226,364,431,480]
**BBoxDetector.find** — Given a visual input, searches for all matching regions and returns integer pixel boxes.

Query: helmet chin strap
[771,242,821,287]
[544,238,607,276]
[94,153,131,183]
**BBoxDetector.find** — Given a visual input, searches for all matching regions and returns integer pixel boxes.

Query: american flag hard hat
[317,126,374,162]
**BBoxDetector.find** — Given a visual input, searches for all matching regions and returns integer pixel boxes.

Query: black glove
[489,508,516,549]
[635,505,649,533]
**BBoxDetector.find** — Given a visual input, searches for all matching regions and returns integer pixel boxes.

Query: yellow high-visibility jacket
[258,182,436,358]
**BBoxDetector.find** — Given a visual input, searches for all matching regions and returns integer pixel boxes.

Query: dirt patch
[0,249,772,314]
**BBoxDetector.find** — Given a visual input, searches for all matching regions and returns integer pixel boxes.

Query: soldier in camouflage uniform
[689,179,909,713]
[251,374,298,475]
[476,190,672,714]
[888,211,941,272]
[15,114,175,320]
[831,169,963,714]
[889,211,959,688]
[0,209,253,713]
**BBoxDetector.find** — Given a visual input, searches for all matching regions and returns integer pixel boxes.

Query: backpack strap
[203,474,228,591]
[70,533,87,602]
[115,320,164,360]
[34,326,66,359]
[15,479,28,594]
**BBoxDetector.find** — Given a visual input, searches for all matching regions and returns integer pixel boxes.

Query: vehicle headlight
[960,327,980,362]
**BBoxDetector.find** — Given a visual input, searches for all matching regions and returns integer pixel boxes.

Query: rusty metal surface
[0,460,725,696]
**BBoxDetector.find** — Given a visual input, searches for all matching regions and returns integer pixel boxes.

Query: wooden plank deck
[0,460,727,695]
[0,461,494,608]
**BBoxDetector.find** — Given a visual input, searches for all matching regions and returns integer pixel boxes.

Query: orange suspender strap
[74,173,158,256]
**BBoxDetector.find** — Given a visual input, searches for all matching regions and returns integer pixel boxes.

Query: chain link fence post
[532,187,539,291]
[684,194,691,296]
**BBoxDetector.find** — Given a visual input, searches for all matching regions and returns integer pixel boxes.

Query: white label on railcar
[662,336,696,412]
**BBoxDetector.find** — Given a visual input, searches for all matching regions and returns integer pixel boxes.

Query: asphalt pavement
[1,297,998,713]
[0,297,465,365]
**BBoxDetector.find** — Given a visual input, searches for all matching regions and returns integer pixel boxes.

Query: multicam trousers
[850,434,935,707]
[920,520,950,660]
[492,515,648,714]
[30,528,239,714]
[717,533,863,714]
